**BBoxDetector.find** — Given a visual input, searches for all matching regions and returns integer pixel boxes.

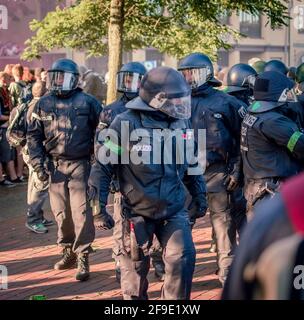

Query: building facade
[1,0,304,73]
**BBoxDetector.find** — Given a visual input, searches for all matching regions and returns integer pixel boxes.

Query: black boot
[154,261,165,282]
[54,247,77,270]
[76,253,90,282]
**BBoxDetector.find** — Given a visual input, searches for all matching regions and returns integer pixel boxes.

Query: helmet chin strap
[124,92,138,100]
[54,88,78,98]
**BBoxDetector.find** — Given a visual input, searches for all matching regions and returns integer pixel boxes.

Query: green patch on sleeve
[287,131,303,153]
[104,139,123,156]
[218,86,228,92]
[251,101,261,111]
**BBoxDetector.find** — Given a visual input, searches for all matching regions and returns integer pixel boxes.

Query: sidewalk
[0,208,222,300]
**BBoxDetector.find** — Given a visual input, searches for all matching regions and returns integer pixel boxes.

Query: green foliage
[21,0,290,61]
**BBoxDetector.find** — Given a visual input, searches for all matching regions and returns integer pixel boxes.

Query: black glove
[188,195,208,224]
[224,175,239,192]
[37,170,49,182]
[94,207,115,230]
[87,186,97,201]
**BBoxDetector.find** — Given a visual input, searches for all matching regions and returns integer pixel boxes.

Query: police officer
[252,60,266,74]
[224,63,257,105]
[88,62,165,282]
[94,66,207,300]
[27,59,102,281]
[240,71,304,218]
[178,53,246,286]
[294,63,304,128]
[222,63,257,242]
[264,59,289,75]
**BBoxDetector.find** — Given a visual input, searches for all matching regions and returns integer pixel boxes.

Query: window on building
[217,51,229,67]
[39,0,57,19]
[239,12,261,38]
[145,49,163,67]
[296,6,304,33]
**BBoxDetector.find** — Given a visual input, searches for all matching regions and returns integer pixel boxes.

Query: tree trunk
[107,0,124,105]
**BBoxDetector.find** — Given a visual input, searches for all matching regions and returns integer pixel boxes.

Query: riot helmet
[126,66,191,119]
[178,53,221,89]
[116,62,147,94]
[47,58,79,97]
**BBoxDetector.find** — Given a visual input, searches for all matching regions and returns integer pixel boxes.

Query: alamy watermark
[0,5,8,30]
[293,265,304,290]
[96,123,207,176]
[0,265,8,290]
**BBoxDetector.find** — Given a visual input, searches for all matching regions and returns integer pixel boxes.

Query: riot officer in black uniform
[264,59,289,75]
[224,63,257,106]
[89,62,166,282]
[27,59,102,281]
[294,63,304,128]
[178,53,246,286]
[94,66,207,300]
[252,60,266,74]
[241,71,304,217]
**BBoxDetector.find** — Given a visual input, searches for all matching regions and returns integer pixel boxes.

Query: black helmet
[264,60,288,75]
[225,63,257,93]
[252,60,266,74]
[295,63,304,84]
[47,58,79,96]
[126,66,191,119]
[248,71,295,113]
[178,52,222,88]
[117,62,147,94]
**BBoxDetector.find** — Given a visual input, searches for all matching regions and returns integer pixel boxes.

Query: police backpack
[6,102,28,147]
[18,81,33,104]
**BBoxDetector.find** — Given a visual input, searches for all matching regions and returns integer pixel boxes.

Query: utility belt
[48,155,90,163]
[246,177,281,211]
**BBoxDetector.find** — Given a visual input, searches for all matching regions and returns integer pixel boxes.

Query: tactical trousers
[27,166,49,224]
[112,192,164,267]
[48,159,95,254]
[207,191,235,285]
[119,210,196,300]
[229,187,247,234]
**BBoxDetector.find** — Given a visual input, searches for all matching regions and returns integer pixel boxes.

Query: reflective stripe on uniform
[287,131,303,153]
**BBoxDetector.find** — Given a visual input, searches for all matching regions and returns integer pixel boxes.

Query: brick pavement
[0,209,222,300]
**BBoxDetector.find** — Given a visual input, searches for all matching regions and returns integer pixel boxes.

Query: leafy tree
[22,0,290,103]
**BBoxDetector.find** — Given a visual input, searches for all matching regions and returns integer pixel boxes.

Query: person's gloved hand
[37,170,49,182]
[224,175,239,192]
[188,195,208,224]
[94,207,115,230]
[33,170,49,191]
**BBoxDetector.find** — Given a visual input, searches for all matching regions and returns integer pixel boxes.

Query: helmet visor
[278,88,298,103]
[117,71,143,93]
[242,74,257,89]
[180,67,212,89]
[47,71,79,92]
[149,93,191,119]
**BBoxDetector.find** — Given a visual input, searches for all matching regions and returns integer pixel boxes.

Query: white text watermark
[0,265,8,290]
